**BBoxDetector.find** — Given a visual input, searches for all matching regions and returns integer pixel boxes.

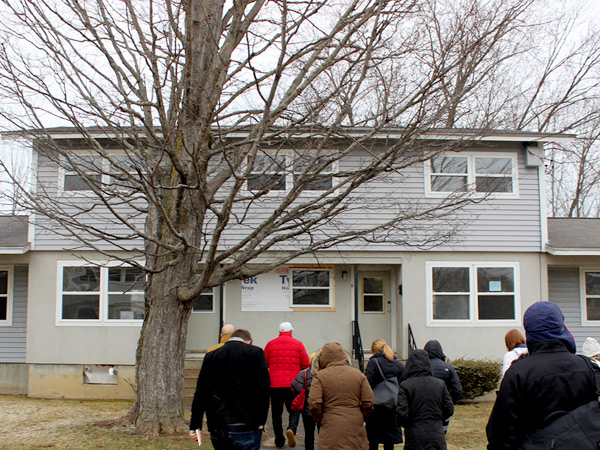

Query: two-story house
[1,127,598,399]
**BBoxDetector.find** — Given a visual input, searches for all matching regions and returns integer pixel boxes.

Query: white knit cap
[279,321,294,332]
[582,337,600,358]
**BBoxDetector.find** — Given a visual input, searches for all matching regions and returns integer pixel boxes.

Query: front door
[358,271,392,354]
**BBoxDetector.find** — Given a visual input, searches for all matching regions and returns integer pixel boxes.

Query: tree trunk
[125,262,194,436]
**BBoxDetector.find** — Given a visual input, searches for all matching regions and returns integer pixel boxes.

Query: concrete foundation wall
[27,364,136,399]
[0,363,28,394]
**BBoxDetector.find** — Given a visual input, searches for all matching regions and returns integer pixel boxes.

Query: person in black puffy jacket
[397,349,454,450]
[486,301,598,450]
[423,340,462,433]
[364,339,405,450]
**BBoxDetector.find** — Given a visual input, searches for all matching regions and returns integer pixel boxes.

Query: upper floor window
[427,262,519,326]
[58,262,144,325]
[63,155,103,191]
[581,269,600,325]
[60,153,143,194]
[247,151,335,194]
[425,153,518,198]
[0,267,13,326]
[290,268,333,308]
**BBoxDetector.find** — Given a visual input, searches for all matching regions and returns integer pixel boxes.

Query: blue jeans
[210,428,262,450]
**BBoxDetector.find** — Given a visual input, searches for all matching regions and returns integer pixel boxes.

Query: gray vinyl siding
[0,266,27,362]
[548,266,591,353]
[34,153,145,251]
[33,142,542,252]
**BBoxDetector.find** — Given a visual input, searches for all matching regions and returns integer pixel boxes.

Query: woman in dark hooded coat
[397,349,454,450]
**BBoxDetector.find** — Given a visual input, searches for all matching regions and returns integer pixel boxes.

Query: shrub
[450,358,501,401]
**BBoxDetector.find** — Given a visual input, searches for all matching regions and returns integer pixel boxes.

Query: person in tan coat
[308,342,374,450]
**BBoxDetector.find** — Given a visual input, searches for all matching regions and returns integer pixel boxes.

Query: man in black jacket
[189,329,270,450]
[486,301,597,449]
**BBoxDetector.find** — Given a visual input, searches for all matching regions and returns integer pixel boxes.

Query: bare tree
[0,0,582,435]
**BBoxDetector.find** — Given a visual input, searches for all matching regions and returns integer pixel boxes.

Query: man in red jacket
[264,322,310,448]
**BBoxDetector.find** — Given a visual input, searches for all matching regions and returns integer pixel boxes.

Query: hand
[189,429,202,444]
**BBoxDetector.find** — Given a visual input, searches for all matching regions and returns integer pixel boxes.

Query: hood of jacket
[405,349,433,378]
[424,340,445,360]
[319,342,350,369]
[524,301,576,353]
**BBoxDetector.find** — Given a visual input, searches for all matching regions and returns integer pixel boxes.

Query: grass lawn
[0,395,493,449]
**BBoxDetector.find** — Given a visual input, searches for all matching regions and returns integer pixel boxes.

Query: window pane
[586,273,600,296]
[108,267,145,292]
[254,154,286,172]
[0,297,6,320]
[62,294,99,319]
[587,298,600,321]
[248,174,286,191]
[364,295,384,312]
[292,270,330,287]
[108,293,144,320]
[433,267,469,292]
[0,271,7,295]
[477,267,514,293]
[63,267,100,292]
[294,156,332,173]
[476,157,512,175]
[364,277,384,294]
[476,176,512,193]
[294,174,332,191]
[478,295,515,320]
[433,294,469,319]
[193,293,214,312]
[64,174,102,191]
[293,288,329,305]
[431,175,468,192]
[431,157,467,174]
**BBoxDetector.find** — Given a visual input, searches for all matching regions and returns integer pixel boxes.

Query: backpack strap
[577,354,600,398]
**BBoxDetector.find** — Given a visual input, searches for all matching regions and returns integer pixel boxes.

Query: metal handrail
[352,320,365,372]
[408,323,417,354]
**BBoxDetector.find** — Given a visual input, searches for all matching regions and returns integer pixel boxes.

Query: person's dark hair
[232,329,252,342]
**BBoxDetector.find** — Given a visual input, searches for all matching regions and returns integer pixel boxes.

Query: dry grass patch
[1,395,494,450]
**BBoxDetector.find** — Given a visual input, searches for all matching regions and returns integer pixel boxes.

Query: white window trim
[424,152,519,199]
[0,266,14,327]
[580,267,600,326]
[290,267,335,309]
[191,287,216,314]
[56,260,144,326]
[245,150,338,196]
[426,261,521,327]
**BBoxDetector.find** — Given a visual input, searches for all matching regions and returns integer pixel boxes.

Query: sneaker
[275,437,285,449]
[286,429,296,448]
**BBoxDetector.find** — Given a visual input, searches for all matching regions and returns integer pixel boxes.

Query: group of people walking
[189,321,461,450]
[189,300,600,450]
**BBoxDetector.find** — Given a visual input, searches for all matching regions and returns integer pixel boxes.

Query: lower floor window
[582,270,600,322]
[291,268,333,307]
[192,288,215,312]
[60,263,144,323]
[428,262,519,324]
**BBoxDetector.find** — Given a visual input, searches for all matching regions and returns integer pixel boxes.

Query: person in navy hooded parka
[486,301,598,449]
